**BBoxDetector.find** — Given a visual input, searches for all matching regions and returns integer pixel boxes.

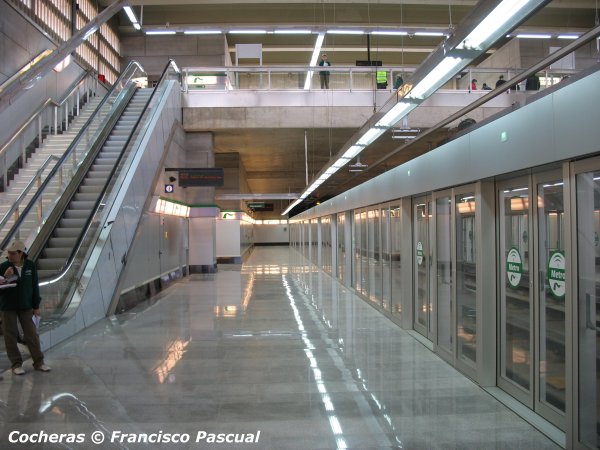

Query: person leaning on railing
[0,240,51,375]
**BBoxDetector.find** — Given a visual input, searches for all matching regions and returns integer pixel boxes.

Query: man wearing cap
[0,240,50,375]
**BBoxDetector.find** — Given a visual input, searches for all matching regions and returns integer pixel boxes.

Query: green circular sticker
[416,241,424,266]
[548,250,566,299]
[506,247,523,288]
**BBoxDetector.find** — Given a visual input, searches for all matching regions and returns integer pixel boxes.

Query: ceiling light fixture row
[142,28,451,36]
[282,0,549,216]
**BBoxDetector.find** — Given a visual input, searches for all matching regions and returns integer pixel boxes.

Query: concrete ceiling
[112,0,598,216]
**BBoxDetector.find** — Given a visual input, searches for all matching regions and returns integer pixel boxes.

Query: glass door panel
[353,212,361,292]
[436,195,453,356]
[361,211,369,296]
[576,170,600,449]
[381,207,391,311]
[391,205,403,317]
[337,213,345,282]
[499,184,533,395]
[537,179,566,419]
[456,192,477,367]
[414,197,431,336]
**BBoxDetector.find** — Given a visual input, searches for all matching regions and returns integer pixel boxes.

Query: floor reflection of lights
[282,275,348,450]
[292,267,404,449]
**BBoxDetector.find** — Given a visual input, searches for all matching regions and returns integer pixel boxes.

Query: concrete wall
[0,1,88,146]
[121,34,227,78]
[255,223,289,244]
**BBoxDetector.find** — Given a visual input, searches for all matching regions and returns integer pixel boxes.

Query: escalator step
[55,227,83,238]
[37,258,66,270]
[46,236,77,248]
[44,247,71,259]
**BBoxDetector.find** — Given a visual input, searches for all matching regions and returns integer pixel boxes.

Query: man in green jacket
[0,240,50,375]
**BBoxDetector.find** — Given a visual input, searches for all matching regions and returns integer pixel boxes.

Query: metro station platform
[0,247,559,449]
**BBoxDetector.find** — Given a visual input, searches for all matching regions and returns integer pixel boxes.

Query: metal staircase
[0,97,103,243]
[35,88,153,278]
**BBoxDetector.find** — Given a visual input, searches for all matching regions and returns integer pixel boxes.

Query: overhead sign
[176,168,224,187]
[248,202,273,211]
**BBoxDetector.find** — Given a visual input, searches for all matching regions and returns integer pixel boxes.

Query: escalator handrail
[38,59,180,285]
[0,61,147,251]
[0,69,93,159]
[0,49,53,97]
[0,155,60,230]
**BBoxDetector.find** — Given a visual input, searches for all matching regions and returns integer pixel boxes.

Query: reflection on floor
[0,247,560,449]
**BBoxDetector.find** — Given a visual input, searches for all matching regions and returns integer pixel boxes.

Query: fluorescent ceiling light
[304,32,325,90]
[184,30,221,35]
[342,145,363,159]
[415,31,445,37]
[356,128,385,147]
[372,31,408,36]
[376,102,412,128]
[517,33,552,39]
[332,157,350,169]
[124,6,138,24]
[459,0,531,49]
[274,30,312,35]
[557,34,579,40]
[327,30,364,35]
[408,56,463,99]
[145,30,176,35]
[133,23,141,30]
[229,30,267,34]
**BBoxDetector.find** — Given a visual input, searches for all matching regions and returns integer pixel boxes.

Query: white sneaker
[12,366,25,375]
[35,364,51,372]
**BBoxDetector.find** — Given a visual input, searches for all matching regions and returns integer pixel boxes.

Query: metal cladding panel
[553,70,600,159]
[469,94,556,178]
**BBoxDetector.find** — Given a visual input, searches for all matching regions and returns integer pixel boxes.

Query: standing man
[0,240,50,375]
[319,54,331,89]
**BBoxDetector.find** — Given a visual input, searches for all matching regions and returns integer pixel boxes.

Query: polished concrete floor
[0,247,560,449]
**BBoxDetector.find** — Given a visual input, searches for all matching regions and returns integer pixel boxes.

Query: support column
[186,132,218,273]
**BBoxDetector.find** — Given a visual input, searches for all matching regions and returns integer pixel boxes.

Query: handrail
[0,60,147,251]
[40,59,179,284]
[0,49,53,97]
[0,155,59,230]
[0,70,92,159]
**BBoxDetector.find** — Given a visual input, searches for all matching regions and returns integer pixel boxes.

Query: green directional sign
[506,247,523,289]
[547,250,566,299]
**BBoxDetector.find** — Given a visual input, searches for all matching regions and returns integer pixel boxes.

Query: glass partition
[456,192,477,367]
[381,206,391,311]
[337,213,346,282]
[436,195,453,355]
[390,205,403,316]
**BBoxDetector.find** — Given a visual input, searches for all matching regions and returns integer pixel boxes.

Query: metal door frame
[433,188,454,365]
[412,194,432,338]
[568,155,600,450]
[532,168,567,429]
[496,174,534,408]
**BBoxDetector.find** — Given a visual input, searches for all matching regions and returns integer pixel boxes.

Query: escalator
[0,60,182,340]
[35,88,152,278]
